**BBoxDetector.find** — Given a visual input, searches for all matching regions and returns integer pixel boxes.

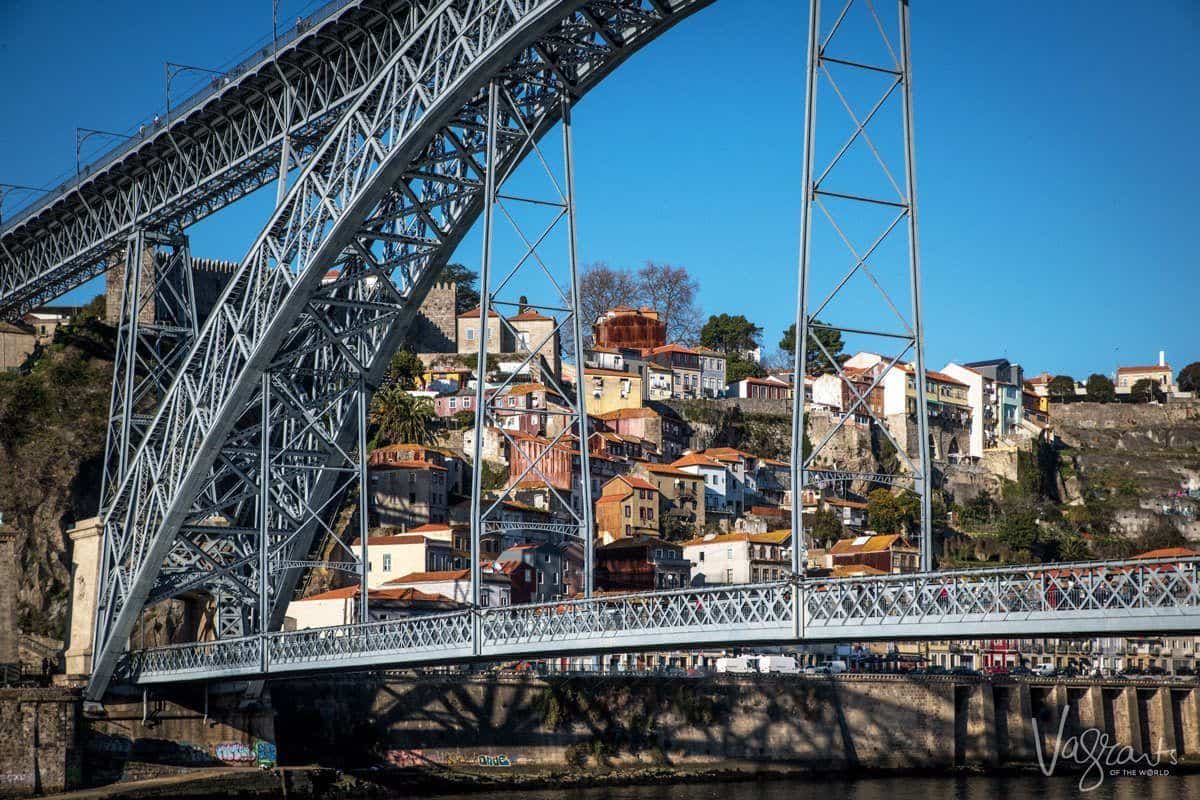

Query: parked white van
[715,656,756,674]
[756,655,799,674]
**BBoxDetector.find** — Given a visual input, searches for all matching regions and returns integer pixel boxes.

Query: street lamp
[165,62,229,120]
[0,182,50,228]
[75,128,134,177]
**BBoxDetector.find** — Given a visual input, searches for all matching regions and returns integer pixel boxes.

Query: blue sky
[1,0,1197,378]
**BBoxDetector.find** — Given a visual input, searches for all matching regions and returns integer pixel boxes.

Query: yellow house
[583,367,643,416]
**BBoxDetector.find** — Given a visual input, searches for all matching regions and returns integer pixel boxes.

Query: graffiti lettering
[214,742,254,763]
[254,739,278,768]
[477,754,511,767]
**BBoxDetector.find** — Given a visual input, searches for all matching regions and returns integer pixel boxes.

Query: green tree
[997,507,1039,552]
[959,490,997,526]
[779,320,844,376]
[1047,375,1076,402]
[384,348,424,390]
[866,489,918,534]
[1130,377,1165,403]
[724,354,765,384]
[1058,533,1091,562]
[369,386,435,446]
[439,263,480,314]
[1178,362,1200,393]
[1084,373,1116,403]
[699,313,762,356]
[808,508,844,548]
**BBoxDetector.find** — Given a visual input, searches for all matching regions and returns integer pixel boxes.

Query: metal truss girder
[123,556,1200,685]
[0,0,447,320]
[88,0,715,702]
[791,0,933,576]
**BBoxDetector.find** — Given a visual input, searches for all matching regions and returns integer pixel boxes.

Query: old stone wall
[80,687,275,786]
[0,688,81,797]
[269,674,1200,772]
[2,675,1195,795]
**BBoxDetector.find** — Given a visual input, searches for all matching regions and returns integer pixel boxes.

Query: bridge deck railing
[124,556,1200,684]
[0,0,357,235]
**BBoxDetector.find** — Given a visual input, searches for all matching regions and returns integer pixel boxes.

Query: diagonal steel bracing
[88,0,716,702]
[791,0,934,577]
[0,1,447,321]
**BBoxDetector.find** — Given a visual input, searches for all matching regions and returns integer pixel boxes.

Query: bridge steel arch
[82,0,716,702]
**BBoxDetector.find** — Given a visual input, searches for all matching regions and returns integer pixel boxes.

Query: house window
[382,554,392,571]
[624,506,631,518]
[466,327,475,341]
[449,397,456,409]
[698,552,705,562]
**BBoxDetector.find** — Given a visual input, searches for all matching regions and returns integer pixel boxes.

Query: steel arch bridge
[0,0,1196,701]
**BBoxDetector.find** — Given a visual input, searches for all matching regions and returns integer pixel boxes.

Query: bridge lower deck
[124,557,1200,685]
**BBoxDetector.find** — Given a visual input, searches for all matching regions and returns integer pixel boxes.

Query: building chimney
[1160,350,1166,367]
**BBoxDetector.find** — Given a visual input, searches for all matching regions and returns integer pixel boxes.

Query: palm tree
[370,385,435,446]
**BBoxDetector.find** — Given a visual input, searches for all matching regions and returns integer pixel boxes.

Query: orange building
[595,475,662,541]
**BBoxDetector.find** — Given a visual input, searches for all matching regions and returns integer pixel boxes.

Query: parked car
[1175,666,1195,677]
[1056,666,1080,678]
[1146,666,1168,677]
[1008,665,1033,677]
[1118,667,1144,678]
[1033,663,1057,677]
[983,665,1010,677]
[922,665,949,676]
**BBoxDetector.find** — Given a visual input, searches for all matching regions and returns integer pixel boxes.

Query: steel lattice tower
[790,0,934,574]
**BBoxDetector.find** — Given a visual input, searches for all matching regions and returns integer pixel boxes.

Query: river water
[410,773,1200,800]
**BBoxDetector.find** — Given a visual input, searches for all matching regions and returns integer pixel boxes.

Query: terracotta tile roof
[614,475,657,491]
[589,345,619,354]
[595,495,625,505]
[902,364,968,387]
[831,564,888,577]
[503,383,548,396]
[458,306,501,318]
[597,407,659,420]
[597,534,675,551]
[734,376,789,387]
[508,309,554,322]
[641,463,699,478]
[829,534,912,554]
[370,460,446,471]
[386,568,510,584]
[1117,365,1172,374]
[825,498,868,509]
[649,344,698,356]
[681,531,791,547]
[297,585,458,604]
[1132,547,1199,560]
[671,453,724,469]
[354,534,442,547]
[749,505,786,517]
[408,523,454,533]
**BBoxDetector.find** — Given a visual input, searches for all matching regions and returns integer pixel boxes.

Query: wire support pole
[468,80,500,643]
[898,0,933,572]
[357,376,370,625]
[790,0,821,583]
[258,373,271,665]
[561,92,594,598]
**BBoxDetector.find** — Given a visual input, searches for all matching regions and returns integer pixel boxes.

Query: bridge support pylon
[791,0,934,574]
